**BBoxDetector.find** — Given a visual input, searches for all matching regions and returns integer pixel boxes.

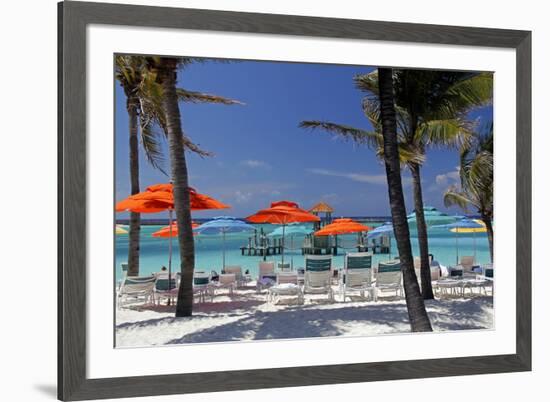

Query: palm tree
[444,124,494,261]
[115,56,162,277]
[378,68,432,332]
[143,56,242,317]
[116,56,241,278]
[301,69,491,299]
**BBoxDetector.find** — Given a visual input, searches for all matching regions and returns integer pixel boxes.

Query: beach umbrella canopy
[433,218,485,264]
[267,225,312,237]
[116,184,230,212]
[367,222,393,238]
[116,183,230,290]
[407,206,463,227]
[194,216,255,269]
[115,225,128,235]
[246,201,320,264]
[151,222,200,238]
[314,218,372,236]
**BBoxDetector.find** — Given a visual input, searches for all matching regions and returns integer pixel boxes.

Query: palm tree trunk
[410,163,434,299]
[157,58,196,317]
[481,213,494,262]
[378,68,432,332]
[127,96,140,277]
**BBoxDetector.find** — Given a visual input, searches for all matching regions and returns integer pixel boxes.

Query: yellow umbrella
[115,225,128,235]
[450,219,487,233]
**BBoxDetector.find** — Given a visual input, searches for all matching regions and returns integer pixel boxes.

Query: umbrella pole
[168,209,173,292]
[222,230,226,271]
[473,231,477,263]
[281,224,286,266]
[455,225,459,266]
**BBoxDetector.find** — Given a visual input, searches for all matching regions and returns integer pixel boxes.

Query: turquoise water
[115,220,491,281]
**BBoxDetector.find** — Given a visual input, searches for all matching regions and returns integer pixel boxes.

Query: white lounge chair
[117,275,156,309]
[341,252,374,301]
[267,272,303,304]
[374,260,403,301]
[459,256,475,272]
[213,273,236,296]
[257,261,276,293]
[153,273,179,305]
[193,272,213,303]
[303,255,334,301]
[435,266,465,297]
[224,265,248,287]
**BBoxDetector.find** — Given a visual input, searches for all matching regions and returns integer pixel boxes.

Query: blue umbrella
[433,219,485,264]
[407,206,464,227]
[268,225,312,269]
[367,222,394,259]
[195,216,255,269]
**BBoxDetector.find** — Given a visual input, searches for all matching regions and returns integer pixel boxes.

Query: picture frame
[58,1,531,400]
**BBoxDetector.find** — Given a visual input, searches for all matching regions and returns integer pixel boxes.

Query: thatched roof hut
[309,202,334,214]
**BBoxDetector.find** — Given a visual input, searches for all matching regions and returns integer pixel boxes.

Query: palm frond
[176,89,244,105]
[139,122,168,175]
[299,120,381,148]
[443,187,477,211]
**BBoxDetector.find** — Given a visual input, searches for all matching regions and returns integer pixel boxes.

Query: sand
[115,283,494,347]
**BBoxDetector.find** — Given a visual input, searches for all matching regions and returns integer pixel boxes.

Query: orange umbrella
[116,184,229,290]
[116,184,230,212]
[246,201,320,265]
[314,218,372,236]
[152,222,200,238]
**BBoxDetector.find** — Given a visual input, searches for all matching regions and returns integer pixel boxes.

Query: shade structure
[246,201,320,265]
[116,184,230,291]
[314,218,372,236]
[309,201,334,214]
[433,219,486,264]
[151,222,200,238]
[115,225,128,235]
[116,184,230,213]
[407,206,463,227]
[367,222,394,260]
[268,225,313,268]
[267,225,313,237]
[194,216,255,269]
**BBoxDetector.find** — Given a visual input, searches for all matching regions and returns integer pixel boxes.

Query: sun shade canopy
[115,184,230,213]
[246,201,320,225]
[314,218,372,236]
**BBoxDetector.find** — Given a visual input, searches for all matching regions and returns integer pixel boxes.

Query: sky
[115,59,492,219]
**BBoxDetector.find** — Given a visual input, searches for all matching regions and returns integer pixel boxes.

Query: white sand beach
[116,284,493,347]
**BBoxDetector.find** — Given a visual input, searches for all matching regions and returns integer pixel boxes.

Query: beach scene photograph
[114,55,494,347]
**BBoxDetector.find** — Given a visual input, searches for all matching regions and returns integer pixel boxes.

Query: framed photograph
[58,1,531,400]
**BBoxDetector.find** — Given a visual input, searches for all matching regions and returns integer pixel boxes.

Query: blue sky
[115,59,492,219]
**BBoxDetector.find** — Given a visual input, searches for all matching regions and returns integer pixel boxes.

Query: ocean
[114,220,491,281]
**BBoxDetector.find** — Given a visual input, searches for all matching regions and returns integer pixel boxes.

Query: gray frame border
[58,1,531,400]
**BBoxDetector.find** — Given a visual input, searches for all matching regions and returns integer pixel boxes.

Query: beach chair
[121,262,129,277]
[267,272,303,304]
[374,260,403,301]
[474,263,494,295]
[303,255,334,301]
[277,262,291,272]
[223,265,248,287]
[117,275,156,309]
[193,272,213,303]
[435,266,464,297]
[341,252,374,302]
[153,273,179,305]
[257,261,276,292]
[459,256,475,272]
[213,273,236,295]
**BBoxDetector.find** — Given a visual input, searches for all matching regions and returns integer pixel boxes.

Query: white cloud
[434,167,460,188]
[241,159,271,169]
[233,190,253,204]
[307,168,412,186]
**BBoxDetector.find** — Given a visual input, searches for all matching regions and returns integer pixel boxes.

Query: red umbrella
[246,201,320,265]
[116,184,229,289]
[314,218,372,236]
[152,222,200,238]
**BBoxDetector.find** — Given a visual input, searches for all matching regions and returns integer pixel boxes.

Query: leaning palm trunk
[378,68,432,332]
[157,58,196,317]
[481,213,494,262]
[127,95,140,276]
[410,163,434,299]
